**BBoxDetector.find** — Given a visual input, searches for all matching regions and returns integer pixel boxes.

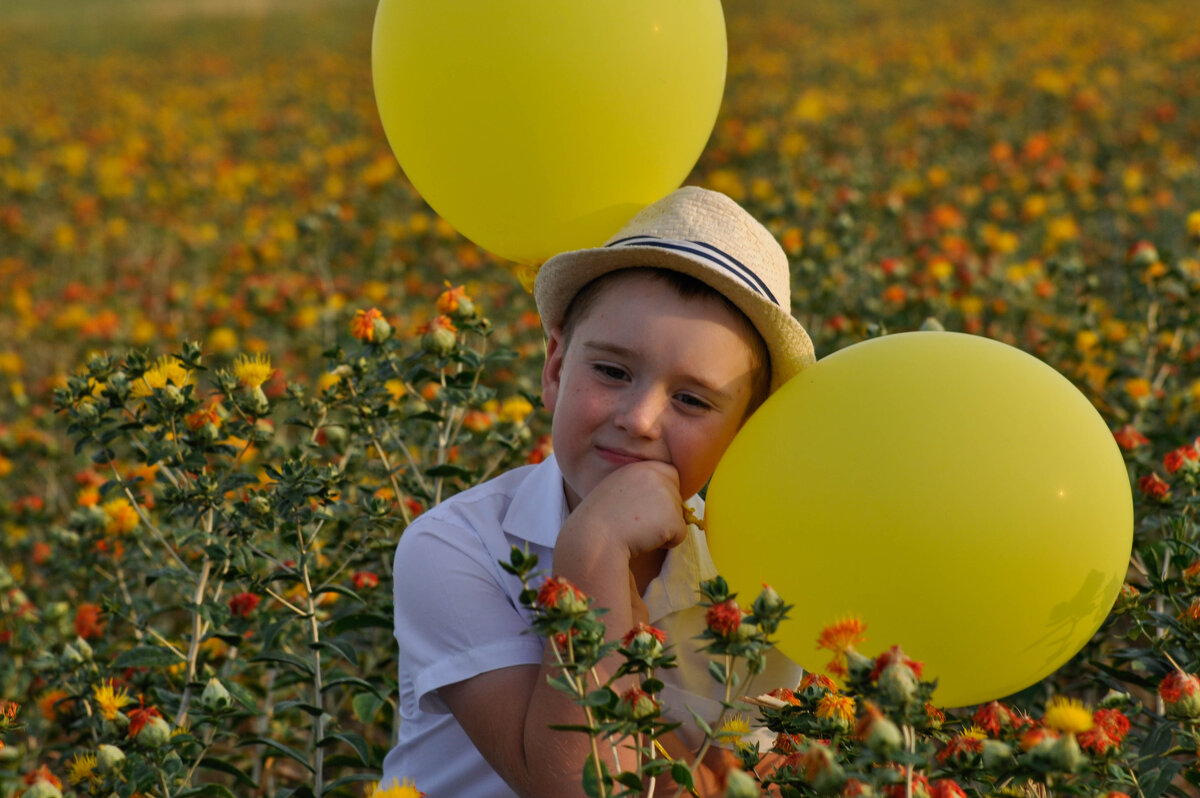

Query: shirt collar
[501,454,570,548]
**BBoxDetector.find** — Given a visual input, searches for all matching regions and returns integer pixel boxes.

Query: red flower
[1078,726,1116,755]
[883,771,930,798]
[535,576,587,613]
[229,592,261,618]
[1093,708,1129,743]
[767,687,803,706]
[351,571,380,590]
[1112,425,1149,450]
[74,603,104,640]
[127,698,162,738]
[1164,445,1199,474]
[937,732,984,764]
[929,779,967,798]
[869,645,924,681]
[972,700,1017,736]
[705,599,743,636]
[1138,473,1170,499]
[23,764,62,788]
[621,622,666,647]
[799,673,838,693]
[617,687,659,720]
[924,702,946,728]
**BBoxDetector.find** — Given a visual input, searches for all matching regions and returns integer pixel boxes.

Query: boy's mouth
[594,445,652,466]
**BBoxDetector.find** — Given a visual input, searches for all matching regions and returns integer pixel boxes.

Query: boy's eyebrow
[581,340,737,402]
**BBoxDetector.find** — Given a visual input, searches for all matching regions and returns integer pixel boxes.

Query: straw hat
[533,186,815,391]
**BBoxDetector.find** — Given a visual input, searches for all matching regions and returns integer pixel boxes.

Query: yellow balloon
[371,0,726,263]
[706,332,1133,708]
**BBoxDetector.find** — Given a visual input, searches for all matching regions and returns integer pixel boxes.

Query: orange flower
[229,592,261,618]
[38,689,70,721]
[23,764,62,789]
[74,603,104,639]
[535,576,587,613]
[1111,425,1149,450]
[351,308,385,341]
[705,599,743,637]
[799,673,838,693]
[815,617,866,655]
[127,699,162,738]
[436,283,469,315]
[815,693,856,728]
[1138,473,1170,500]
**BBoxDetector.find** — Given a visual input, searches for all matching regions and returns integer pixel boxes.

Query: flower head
[133,355,190,398]
[1043,696,1093,734]
[127,699,162,739]
[799,673,839,694]
[228,592,261,618]
[937,727,987,763]
[351,308,386,341]
[535,576,587,614]
[815,617,866,655]
[1138,473,1170,499]
[67,752,98,786]
[371,778,427,798]
[717,713,754,752]
[233,353,274,389]
[101,498,139,536]
[815,693,856,729]
[93,679,132,720]
[1159,670,1200,718]
[705,599,743,637]
[74,603,104,639]
[1112,424,1149,450]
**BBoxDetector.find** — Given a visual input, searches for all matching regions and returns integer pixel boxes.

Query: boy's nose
[614,389,666,439]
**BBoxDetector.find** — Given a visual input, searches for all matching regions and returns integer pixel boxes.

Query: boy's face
[542,272,759,510]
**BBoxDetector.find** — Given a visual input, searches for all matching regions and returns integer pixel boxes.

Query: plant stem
[302,556,326,795]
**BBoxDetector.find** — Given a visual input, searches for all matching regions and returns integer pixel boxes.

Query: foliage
[1,0,1200,795]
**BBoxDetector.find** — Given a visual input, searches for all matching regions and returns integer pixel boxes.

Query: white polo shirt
[380,455,800,796]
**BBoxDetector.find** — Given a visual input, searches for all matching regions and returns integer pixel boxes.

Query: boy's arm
[442,460,727,797]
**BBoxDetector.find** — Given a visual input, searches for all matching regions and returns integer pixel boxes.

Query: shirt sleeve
[392,514,545,715]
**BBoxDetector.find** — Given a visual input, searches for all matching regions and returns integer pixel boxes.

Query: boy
[381,187,815,796]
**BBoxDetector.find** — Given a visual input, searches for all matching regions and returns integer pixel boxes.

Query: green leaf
[319,731,372,766]
[353,691,385,724]
[177,786,238,798]
[225,680,259,713]
[1140,721,1174,759]
[313,583,365,604]
[249,651,316,677]
[113,645,185,669]
[325,611,393,636]
[196,757,257,788]
[687,706,713,738]
[582,753,610,798]
[238,736,315,774]
[671,762,695,790]
[615,771,645,791]
[424,463,474,479]
[322,676,386,701]
[312,638,359,667]
[274,700,325,717]
[708,660,728,685]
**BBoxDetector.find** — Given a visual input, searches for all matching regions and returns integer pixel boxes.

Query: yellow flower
[102,497,139,536]
[233,353,274,389]
[1124,377,1152,401]
[385,379,407,402]
[1043,696,1093,735]
[133,355,191,397]
[499,396,534,425]
[207,326,239,354]
[716,713,754,752]
[371,777,425,798]
[816,693,856,729]
[93,679,132,720]
[68,751,99,785]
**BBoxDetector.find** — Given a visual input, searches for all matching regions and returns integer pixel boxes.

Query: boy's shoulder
[400,456,565,550]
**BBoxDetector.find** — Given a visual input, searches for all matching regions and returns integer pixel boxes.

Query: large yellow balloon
[372,1,726,263]
[707,332,1133,708]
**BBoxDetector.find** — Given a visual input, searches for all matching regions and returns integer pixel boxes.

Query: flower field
[2,0,1200,795]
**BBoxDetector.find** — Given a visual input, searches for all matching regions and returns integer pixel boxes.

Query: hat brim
[534,245,815,392]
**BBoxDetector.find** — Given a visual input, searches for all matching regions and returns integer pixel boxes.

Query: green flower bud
[136,715,172,748]
[982,739,1013,769]
[722,767,760,798]
[74,636,93,660]
[422,326,457,356]
[77,400,100,425]
[97,743,126,773]
[60,642,85,667]
[878,662,920,704]
[371,315,393,342]
[864,715,903,754]
[1048,732,1084,772]
[247,386,269,416]
[248,495,271,517]
[21,781,63,798]
[163,384,186,409]
[199,678,232,712]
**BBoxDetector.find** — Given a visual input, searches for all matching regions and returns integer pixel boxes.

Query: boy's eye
[676,393,713,411]
[593,363,628,381]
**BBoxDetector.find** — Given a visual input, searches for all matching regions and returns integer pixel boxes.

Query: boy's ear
[541,327,565,414]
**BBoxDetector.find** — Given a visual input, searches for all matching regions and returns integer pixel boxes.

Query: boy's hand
[566,460,688,559]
